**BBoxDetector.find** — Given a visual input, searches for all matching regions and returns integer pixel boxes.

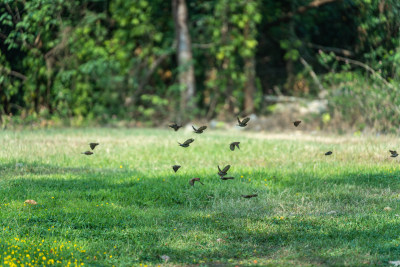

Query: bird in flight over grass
[220,176,234,180]
[192,125,207,134]
[237,117,250,127]
[390,150,399,157]
[169,123,182,131]
[325,151,333,156]
[178,138,194,147]
[241,194,258,199]
[218,165,231,177]
[293,120,301,127]
[82,151,93,155]
[189,177,204,186]
[230,142,240,151]
[89,143,99,150]
[172,165,181,172]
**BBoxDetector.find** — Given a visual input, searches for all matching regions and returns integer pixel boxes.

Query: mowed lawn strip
[0,128,400,266]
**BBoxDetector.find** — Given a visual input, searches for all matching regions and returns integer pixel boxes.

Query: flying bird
[293,120,301,127]
[89,143,99,150]
[218,165,231,177]
[241,194,258,199]
[237,117,250,127]
[172,165,181,172]
[82,151,93,155]
[192,125,207,134]
[220,176,234,180]
[390,150,398,157]
[178,138,194,147]
[325,151,333,156]
[230,142,240,151]
[169,123,182,131]
[189,177,204,186]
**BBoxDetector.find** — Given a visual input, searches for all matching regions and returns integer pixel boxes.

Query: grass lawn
[1,128,400,266]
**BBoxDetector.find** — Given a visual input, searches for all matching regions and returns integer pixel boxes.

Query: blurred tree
[173,0,196,120]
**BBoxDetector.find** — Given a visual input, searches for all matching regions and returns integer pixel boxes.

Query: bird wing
[89,143,98,150]
[218,165,222,172]
[390,150,397,154]
[237,117,241,124]
[242,117,250,124]
[230,143,235,151]
[222,165,230,173]
[236,143,240,149]
[198,126,207,131]
[183,139,194,145]
[192,125,197,131]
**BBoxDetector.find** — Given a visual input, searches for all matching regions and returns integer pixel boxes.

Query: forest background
[1,0,400,133]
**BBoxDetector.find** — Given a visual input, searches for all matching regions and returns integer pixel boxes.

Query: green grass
[1,128,400,266]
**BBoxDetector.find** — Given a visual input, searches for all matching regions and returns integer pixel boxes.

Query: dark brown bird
[293,120,301,127]
[189,177,204,186]
[82,151,93,155]
[218,165,231,177]
[220,176,234,180]
[89,143,99,150]
[237,117,250,127]
[178,138,194,147]
[325,151,333,156]
[192,125,207,134]
[241,194,258,199]
[172,165,181,172]
[390,150,398,157]
[169,123,182,132]
[230,142,240,151]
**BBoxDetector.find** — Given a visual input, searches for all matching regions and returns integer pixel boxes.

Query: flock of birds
[79,118,341,199]
[169,117,259,198]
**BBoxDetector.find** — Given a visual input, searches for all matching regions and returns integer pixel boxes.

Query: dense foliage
[1,0,399,130]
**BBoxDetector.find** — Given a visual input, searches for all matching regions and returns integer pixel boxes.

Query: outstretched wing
[242,117,250,124]
[222,165,230,173]
[390,150,397,154]
[198,126,207,131]
[237,117,241,124]
[229,143,235,151]
[183,138,194,145]
[236,142,240,150]
[218,165,222,172]
[192,125,197,131]
[89,143,99,150]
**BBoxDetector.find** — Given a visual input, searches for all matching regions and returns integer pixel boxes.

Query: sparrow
[169,123,182,131]
[189,177,204,186]
[178,138,194,147]
[89,143,99,150]
[390,150,398,157]
[172,165,181,172]
[218,165,231,177]
[230,142,240,151]
[220,176,234,180]
[192,125,207,134]
[293,120,301,127]
[325,151,333,156]
[237,117,250,127]
[82,151,93,155]
[241,194,258,199]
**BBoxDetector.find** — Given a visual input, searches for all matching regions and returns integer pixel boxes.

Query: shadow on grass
[1,163,400,265]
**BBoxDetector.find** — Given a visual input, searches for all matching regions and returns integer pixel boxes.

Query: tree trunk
[172,0,196,121]
[243,22,256,114]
